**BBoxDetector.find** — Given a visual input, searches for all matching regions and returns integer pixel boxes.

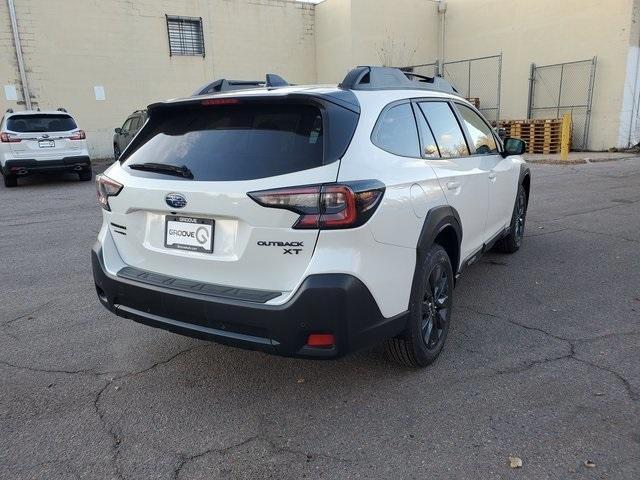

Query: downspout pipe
[7,0,32,110]
[437,0,447,77]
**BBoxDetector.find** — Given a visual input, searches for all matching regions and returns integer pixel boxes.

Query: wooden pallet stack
[498,118,570,154]
[466,97,480,108]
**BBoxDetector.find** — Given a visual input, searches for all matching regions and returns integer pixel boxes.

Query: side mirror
[114,127,122,134]
[503,137,526,157]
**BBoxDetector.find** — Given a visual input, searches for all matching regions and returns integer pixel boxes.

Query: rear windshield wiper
[128,162,194,179]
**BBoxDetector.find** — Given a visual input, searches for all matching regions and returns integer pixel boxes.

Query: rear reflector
[306,334,335,348]
[201,98,241,106]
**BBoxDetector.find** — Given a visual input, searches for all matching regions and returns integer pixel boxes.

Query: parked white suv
[92,67,530,367]
[1,109,91,187]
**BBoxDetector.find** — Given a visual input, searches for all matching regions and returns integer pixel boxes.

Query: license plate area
[164,216,214,253]
[38,139,55,148]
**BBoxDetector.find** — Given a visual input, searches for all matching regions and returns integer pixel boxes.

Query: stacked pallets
[466,97,480,108]
[498,118,569,154]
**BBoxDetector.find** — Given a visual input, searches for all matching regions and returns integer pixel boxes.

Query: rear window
[7,114,77,133]
[122,104,326,181]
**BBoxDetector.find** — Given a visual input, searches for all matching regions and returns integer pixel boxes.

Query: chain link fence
[401,54,503,123]
[527,57,597,150]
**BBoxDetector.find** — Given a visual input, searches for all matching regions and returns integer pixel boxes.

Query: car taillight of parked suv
[92,67,530,367]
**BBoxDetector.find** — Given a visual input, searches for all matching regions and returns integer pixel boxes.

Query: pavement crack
[93,380,125,480]
[569,227,640,245]
[172,435,259,480]
[1,300,54,327]
[91,344,208,480]
[570,355,640,403]
[0,360,98,375]
[459,305,639,403]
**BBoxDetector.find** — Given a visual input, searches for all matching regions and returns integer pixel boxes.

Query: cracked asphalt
[1,158,639,480]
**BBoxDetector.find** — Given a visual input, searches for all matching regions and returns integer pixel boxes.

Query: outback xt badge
[257,240,303,255]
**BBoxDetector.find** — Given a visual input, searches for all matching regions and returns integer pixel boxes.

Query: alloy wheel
[421,262,450,350]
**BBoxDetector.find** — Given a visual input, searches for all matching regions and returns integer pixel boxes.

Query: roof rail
[339,66,459,94]
[5,108,14,114]
[57,107,67,112]
[193,73,290,96]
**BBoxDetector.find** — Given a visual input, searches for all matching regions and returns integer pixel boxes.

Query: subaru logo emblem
[42,134,49,138]
[165,193,187,209]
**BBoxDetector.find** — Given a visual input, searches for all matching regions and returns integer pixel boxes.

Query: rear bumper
[2,156,91,175]
[91,245,407,359]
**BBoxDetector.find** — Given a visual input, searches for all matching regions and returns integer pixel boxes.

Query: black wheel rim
[514,191,526,243]
[421,262,450,350]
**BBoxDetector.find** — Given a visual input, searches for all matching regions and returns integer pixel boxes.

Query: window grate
[166,15,205,57]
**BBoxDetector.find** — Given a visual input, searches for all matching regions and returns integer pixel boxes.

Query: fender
[410,206,463,303]
[519,162,532,208]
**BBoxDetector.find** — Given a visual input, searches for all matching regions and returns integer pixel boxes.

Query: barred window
[166,15,205,56]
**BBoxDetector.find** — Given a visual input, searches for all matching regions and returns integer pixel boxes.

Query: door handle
[488,171,497,180]
[446,181,461,190]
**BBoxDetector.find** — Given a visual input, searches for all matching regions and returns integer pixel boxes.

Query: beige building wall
[0,0,316,158]
[316,0,439,83]
[2,0,639,154]
[443,0,636,150]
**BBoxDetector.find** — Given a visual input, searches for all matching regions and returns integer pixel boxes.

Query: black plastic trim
[339,66,458,94]
[2,156,91,175]
[117,266,281,303]
[92,245,408,359]
[414,205,463,283]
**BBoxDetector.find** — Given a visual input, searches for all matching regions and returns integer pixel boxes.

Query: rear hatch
[105,93,359,296]
[5,114,85,159]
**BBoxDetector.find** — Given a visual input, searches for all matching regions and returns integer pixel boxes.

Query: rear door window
[122,103,325,181]
[418,102,469,158]
[7,114,77,133]
[371,102,420,157]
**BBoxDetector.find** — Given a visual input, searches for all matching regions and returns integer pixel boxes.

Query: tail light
[248,180,385,230]
[96,174,123,211]
[0,132,21,143]
[69,130,86,140]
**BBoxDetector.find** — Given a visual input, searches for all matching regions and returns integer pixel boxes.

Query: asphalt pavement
[1,158,639,479]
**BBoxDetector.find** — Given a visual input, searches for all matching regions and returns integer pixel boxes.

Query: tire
[3,174,17,188]
[495,184,528,254]
[114,144,121,160]
[78,169,93,181]
[386,243,453,368]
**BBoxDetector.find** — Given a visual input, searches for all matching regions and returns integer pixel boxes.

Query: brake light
[248,181,385,230]
[0,132,21,143]
[201,98,240,106]
[69,130,86,140]
[96,174,123,211]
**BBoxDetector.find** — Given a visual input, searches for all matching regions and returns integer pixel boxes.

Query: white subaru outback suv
[1,108,91,187]
[92,67,530,367]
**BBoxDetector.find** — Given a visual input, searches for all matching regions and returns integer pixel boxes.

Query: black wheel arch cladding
[412,205,462,295]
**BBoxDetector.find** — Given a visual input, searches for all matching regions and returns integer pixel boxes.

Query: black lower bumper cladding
[91,245,408,359]
[3,156,91,175]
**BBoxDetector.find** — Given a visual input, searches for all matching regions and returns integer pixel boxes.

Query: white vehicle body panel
[95,83,525,321]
